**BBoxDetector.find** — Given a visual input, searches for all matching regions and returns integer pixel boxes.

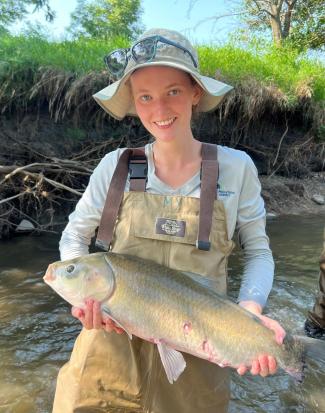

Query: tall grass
[0,33,324,116]
[0,34,130,74]
[198,42,324,107]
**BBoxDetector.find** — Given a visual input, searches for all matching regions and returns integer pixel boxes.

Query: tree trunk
[270,3,283,45]
[282,0,297,39]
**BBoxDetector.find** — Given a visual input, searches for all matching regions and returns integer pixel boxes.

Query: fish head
[43,253,115,308]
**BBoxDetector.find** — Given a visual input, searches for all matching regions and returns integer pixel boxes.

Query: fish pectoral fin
[157,341,186,384]
[102,306,132,340]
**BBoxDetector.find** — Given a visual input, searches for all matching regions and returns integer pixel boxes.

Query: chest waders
[307,228,325,329]
[52,143,234,413]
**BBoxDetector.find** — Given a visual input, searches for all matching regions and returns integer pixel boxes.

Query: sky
[13,0,241,45]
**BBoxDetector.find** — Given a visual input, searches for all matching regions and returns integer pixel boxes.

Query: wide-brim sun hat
[93,28,233,120]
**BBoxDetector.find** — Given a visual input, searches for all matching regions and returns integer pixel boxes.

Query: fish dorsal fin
[157,341,186,384]
[102,306,133,340]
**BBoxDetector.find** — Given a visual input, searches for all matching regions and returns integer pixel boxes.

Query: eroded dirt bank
[260,174,325,215]
[0,112,324,238]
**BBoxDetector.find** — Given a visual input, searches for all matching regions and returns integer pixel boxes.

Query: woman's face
[130,66,202,143]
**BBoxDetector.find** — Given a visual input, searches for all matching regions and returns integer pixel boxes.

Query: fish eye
[66,264,75,274]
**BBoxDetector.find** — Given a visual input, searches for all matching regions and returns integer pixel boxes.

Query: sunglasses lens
[105,49,127,75]
[132,38,156,63]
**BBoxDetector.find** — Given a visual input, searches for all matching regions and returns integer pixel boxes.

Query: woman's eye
[168,89,180,96]
[66,265,75,274]
[140,95,151,102]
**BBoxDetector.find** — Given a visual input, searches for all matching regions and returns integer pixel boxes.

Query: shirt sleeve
[59,149,123,261]
[236,154,274,308]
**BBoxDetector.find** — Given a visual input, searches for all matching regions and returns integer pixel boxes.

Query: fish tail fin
[297,335,325,366]
[284,335,325,383]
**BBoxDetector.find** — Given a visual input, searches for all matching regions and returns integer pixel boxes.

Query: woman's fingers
[84,299,94,329]
[72,300,102,329]
[250,359,261,375]
[92,300,102,329]
[267,355,277,375]
[71,301,125,334]
[71,306,84,320]
[235,306,283,378]
[236,364,248,375]
[258,354,269,377]
[104,317,115,333]
[103,317,125,334]
[237,355,277,377]
[259,315,286,345]
[114,326,125,334]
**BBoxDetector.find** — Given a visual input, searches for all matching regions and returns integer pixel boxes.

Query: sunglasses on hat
[104,35,198,78]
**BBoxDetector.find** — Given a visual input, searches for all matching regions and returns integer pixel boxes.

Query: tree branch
[192,11,250,30]
[251,0,274,17]
[272,120,289,167]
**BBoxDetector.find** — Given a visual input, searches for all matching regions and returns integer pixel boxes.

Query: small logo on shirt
[217,183,235,198]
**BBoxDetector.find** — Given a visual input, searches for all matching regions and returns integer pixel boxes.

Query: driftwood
[0,122,323,238]
[0,126,150,238]
[0,138,114,237]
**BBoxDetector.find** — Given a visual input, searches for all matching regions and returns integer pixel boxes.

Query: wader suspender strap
[198,143,219,251]
[95,148,146,250]
[95,144,218,251]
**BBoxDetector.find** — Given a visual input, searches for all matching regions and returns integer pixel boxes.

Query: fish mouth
[44,264,56,282]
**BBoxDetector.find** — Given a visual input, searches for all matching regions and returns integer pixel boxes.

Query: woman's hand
[71,299,124,334]
[237,300,286,377]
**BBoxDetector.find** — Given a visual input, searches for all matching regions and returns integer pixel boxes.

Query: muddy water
[0,215,324,413]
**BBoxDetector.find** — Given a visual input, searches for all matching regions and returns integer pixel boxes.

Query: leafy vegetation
[189,0,324,50]
[241,0,325,50]
[1,32,323,105]
[0,0,54,28]
[198,40,325,106]
[0,33,129,74]
[69,0,143,40]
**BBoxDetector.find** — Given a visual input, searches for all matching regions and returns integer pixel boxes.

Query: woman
[53,28,285,413]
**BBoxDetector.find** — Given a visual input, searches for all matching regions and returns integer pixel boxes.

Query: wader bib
[53,143,234,413]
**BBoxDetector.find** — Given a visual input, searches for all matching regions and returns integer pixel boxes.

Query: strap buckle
[129,156,148,179]
[95,239,110,251]
[196,240,211,251]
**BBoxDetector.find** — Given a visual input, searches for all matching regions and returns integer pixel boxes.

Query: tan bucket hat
[93,28,233,120]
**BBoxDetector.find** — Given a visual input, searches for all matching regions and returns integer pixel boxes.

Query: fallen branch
[0,187,37,205]
[272,120,289,167]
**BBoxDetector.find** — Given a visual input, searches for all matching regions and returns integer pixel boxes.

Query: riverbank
[260,173,325,216]
[0,113,324,240]
[0,29,324,237]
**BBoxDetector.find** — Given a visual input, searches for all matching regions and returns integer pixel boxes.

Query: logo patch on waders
[156,218,186,237]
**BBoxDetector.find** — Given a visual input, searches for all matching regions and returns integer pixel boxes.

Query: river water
[0,214,324,413]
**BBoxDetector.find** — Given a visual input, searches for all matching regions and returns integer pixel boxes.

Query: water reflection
[0,215,324,413]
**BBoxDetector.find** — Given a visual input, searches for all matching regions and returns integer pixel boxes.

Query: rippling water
[0,214,324,413]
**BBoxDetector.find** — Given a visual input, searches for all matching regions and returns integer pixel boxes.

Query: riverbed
[0,214,324,413]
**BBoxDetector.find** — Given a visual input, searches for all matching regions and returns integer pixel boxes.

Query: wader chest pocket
[131,210,199,245]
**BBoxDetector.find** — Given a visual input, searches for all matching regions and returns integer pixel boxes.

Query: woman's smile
[154,117,177,128]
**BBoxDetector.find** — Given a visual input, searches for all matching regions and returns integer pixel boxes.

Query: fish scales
[44,252,325,382]
[108,253,226,356]
[107,253,277,365]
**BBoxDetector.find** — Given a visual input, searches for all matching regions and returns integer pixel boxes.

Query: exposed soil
[260,173,325,216]
[0,112,324,238]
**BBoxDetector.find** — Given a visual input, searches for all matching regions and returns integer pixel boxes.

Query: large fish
[44,252,325,383]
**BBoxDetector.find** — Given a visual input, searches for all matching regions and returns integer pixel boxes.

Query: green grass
[0,34,129,74]
[197,42,324,106]
[0,33,324,107]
